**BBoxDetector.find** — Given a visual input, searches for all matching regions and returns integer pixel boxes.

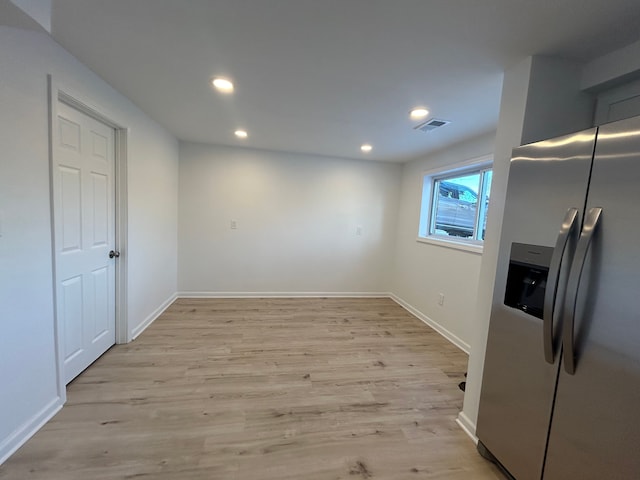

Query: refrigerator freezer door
[476,128,596,480]
[544,116,640,479]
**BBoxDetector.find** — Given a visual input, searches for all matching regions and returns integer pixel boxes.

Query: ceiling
[43,0,640,162]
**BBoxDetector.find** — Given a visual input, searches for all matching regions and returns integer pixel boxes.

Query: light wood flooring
[0,298,503,479]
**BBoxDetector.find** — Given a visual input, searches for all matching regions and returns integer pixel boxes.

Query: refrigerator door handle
[562,207,603,375]
[543,207,579,364]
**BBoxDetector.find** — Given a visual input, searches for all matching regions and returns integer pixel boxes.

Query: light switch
[356,225,362,236]
[230,220,237,230]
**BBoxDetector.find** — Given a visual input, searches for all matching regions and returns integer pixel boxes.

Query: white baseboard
[0,397,63,466]
[0,291,474,466]
[131,292,178,340]
[178,292,471,354]
[0,292,178,465]
[177,291,390,299]
[456,411,478,444]
[388,293,471,354]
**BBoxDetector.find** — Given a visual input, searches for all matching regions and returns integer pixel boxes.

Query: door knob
[109,250,120,259]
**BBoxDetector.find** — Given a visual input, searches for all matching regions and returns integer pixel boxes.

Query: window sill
[416,235,484,254]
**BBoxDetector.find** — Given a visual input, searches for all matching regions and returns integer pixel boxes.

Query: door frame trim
[48,76,129,399]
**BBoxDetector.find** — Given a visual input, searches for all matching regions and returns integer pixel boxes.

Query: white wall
[127,121,179,338]
[5,23,634,470]
[390,133,496,351]
[581,38,640,91]
[178,143,401,295]
[9,0,51,32]
[461,56,595,436]
[0,26,178,463]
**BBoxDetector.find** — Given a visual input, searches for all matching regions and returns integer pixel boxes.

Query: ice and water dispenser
[504,243,554,319]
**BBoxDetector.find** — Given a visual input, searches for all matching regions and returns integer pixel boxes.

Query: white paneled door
[53,101,116,384]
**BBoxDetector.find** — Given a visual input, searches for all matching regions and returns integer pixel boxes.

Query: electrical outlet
[438,293,445,306]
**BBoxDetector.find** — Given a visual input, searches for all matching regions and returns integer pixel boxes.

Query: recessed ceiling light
[211,77,234,93]
[410,107,429,120]
[361,144,372,153]
[235,130,248,138]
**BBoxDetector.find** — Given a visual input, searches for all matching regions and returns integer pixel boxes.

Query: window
[418,159,492,247]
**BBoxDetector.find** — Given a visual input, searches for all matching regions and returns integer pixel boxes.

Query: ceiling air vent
[414,118,451,133]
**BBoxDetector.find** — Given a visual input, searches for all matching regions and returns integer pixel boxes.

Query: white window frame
[417,154,493,254]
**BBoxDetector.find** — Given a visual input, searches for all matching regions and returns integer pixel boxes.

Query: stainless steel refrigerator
[476,114,640,480]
